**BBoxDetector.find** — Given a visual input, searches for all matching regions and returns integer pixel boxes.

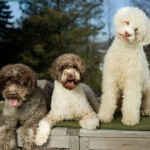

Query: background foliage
[1,0,150,96]
[0,0,104,95]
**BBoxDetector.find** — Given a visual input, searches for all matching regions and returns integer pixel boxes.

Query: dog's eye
[123,21,130,25]
[125,21,130,25]
[134,28,138,32]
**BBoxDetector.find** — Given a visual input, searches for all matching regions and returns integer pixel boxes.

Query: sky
[9,0,133,21]
[9,1,21,21]
[8,0,133,42]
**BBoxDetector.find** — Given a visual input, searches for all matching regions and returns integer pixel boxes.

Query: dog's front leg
[141,81,150,116]
[97,77,119,123]
[21,116,46,150]
[0,116,17,150]
[34,112,60,146]
[121,80,142,126]
[21,125,38,150]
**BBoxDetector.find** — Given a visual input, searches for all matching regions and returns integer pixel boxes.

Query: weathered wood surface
[80,129,150,138]
[17,127,150,150]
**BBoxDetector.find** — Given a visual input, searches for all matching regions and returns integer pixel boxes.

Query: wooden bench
[17,127,150,150]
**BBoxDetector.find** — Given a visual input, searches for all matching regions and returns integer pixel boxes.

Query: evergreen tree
[132,0,150,64]
[13,0,104,94]
[0,1,14,67]
[0,1,13,41]
[132,0,150,17]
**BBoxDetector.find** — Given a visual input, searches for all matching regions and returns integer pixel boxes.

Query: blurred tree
[8,0,104,94]
[0,1,13,41]
[132,0,150,64]
[132,0,150,17]
[0,1,14,67]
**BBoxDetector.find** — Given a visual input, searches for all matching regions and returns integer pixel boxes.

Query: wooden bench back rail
[17,127,150,150]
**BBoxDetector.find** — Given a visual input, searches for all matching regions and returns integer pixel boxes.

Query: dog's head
[114,7,150,45]
[50,53,86,90]
[0,64,37,107]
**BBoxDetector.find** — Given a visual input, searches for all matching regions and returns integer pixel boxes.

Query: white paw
[80,113,99,130]
[141,109,150,116]
[97,112,114,123]
[34,120,51,146]
[121,117,139,126]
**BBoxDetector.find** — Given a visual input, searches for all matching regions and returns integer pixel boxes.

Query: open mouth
[65,80,76,89]
[119,34,129,41]
[8,99,19,107]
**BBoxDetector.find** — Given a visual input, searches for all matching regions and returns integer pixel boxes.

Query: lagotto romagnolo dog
[98,7,150,126]
[0,64,53,150]
[35,53,99,146]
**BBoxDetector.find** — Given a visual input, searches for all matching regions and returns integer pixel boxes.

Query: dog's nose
[8,91,17,97]
[68,74,74,79]
[125,31,131,37]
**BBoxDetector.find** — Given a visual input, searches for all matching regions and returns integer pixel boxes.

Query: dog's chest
[104,45,149,90]
[18,97,39,122]
[106,46,148,75]
[52,82,89,119]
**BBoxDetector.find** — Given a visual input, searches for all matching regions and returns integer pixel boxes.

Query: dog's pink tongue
[8,99,18,107]
[66,81,75,89]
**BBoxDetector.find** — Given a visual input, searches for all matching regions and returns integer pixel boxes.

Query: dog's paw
[79,113,99,130]
[121,117,139,126]
[141,109,150,116]
[97,112,114,123]
[34,120,51,146]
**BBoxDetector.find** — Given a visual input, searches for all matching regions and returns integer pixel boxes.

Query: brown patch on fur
[49,53,86,82]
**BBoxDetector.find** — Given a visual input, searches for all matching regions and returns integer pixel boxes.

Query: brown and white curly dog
[35,53,99,146]
[0,63,53,150]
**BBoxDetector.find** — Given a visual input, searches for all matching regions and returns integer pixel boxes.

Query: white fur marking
[34,120,50,146]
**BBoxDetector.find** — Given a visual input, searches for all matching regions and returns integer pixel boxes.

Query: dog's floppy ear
[75,59,86,81]
[22,65,37,92]
[0,69,7,93]
[26,75,37,92]
[142,18,150,46]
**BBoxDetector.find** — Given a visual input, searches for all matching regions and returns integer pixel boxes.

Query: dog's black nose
[8,91,17,97]
[68,74,74,80]
[69,74,73,77]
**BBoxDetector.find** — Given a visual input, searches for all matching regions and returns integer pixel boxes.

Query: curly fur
[35,53,99,146]
[98,7,150,126]
[0,64,53,150]
[50,53,86,82]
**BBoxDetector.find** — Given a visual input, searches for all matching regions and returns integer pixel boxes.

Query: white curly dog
[98,7,150,126]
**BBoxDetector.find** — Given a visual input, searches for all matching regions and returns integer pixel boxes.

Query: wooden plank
[67,128,80,150]
[51,127,68,135]
[45,135,69,148]
[17,127,69,148]
[69,136,79,150]
[90,138,150,150]
[67,128,80,136]
[16,127,150,150]
[80,137,90,150]
[80,129,150,138]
